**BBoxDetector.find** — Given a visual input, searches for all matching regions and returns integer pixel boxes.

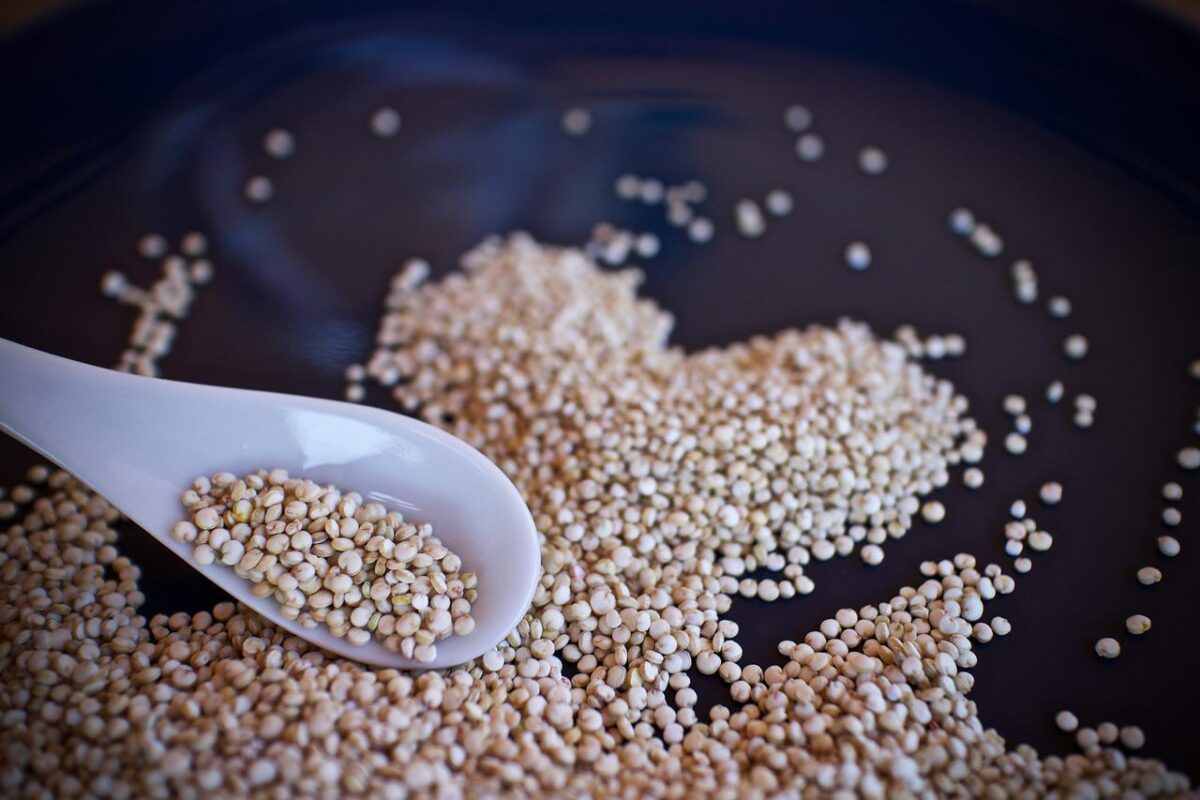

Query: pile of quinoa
[0,235,1189,797]
[173,469,477,662]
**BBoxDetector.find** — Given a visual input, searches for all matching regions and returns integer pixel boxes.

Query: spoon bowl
[0,337,541,668]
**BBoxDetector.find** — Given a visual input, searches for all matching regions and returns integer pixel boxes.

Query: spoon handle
[0,337,238,533]
[0,338,135,479]
[0,337,406,537]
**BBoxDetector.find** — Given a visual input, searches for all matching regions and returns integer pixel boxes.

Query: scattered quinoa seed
[734,199,766,238]
[1039,482,1063,505]
[560,106,592,136]
[263,128,295,159]
[103,234,213,377]
[687,217,714,243]
[614,173,641,199]
[369,106,402,138]
[921,500,946,524]
[857,146,888,175]
[1055,711,1079,732]
[1178,447,1200,470]
[1063,334,1089,360]
[1095,637,1121,659]
[844,241,871,271]
[948,207,975,235]
[634,233,660,259]
[968,224,1003,257]
[1136,566,1163,585]
[638,179,664,204]
[100,270,127,297]
[1125,614,1152,635]
[244,175,274,204]
[180,231,209,257]
[783,104,812,132]
[137,233,167,259]
[1121,726,1146,750]
[764,189,793,217]
[795,133,824,161]
[1047,295,1072,318]
[188,259,214,284]
[1157,535,1181,557]
[1027,531,1053,552]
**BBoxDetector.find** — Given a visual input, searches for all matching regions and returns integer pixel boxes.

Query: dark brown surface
[1,3,1199,775]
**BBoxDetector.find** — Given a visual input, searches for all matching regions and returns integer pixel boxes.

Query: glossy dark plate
[1,0,1198,775]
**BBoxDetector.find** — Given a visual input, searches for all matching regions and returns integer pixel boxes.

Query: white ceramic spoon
[0,337,540,668]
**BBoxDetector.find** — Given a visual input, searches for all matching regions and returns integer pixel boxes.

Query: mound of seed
[172,469,476,663]
[0,237,1191,797]
[0,468,1190,797]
